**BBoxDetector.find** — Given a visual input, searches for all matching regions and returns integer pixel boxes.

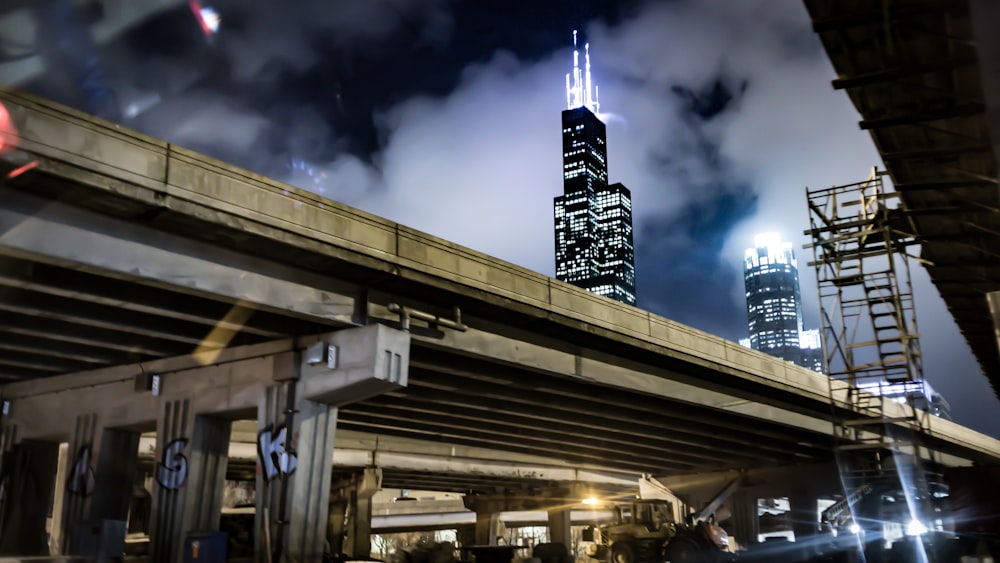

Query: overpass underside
[803,0,1000,395]
[0,89,998,561]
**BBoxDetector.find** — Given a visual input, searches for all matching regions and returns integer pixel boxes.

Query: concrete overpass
[0,89,998,561]
[803,0,1000,395]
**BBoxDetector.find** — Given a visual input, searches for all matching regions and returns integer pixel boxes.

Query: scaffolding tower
[806,168,939,539]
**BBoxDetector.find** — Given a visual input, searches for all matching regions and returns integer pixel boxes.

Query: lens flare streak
[188,0,221,36]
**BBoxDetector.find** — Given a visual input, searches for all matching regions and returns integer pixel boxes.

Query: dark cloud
[637,190,758,340]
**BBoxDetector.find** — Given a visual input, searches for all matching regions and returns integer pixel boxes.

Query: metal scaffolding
[806,168,938,538]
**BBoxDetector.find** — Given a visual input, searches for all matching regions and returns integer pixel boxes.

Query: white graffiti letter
[258,426,297,481]
[156,438,188,490]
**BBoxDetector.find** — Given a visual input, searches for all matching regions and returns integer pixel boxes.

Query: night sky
[6,0,999,438]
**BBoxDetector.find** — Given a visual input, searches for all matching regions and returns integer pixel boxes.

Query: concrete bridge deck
[0,88,998,478]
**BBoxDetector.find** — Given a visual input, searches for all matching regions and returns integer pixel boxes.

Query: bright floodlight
[582,497,599,505]
[905,519,928,536]
[849,523,861,535]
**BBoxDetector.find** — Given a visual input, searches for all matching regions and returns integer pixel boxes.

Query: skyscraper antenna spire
[565,30,600,114]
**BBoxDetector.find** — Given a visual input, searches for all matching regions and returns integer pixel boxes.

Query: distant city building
[857,379,952,420]
[799,328,824,373]
[743,233,824,372]
[554,31,635,305]
[744,233,804,365]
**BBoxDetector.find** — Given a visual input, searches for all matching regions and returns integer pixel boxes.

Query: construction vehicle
[585,499,734,563]
[585,499,679,563]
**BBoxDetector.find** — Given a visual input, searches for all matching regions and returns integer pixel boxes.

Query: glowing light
[189,0,220,36]
[582,497,599,506]
[287,158,329,194]
[0,102,20,154]
[744,232,797,269]
[6,160,38,179]
[848,523,861,535]
[565,30,600,114]
[905,519,928,536]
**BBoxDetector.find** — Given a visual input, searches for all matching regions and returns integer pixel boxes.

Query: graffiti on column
[156,438,188,491]
[257,425,297,481]
[66,445,96,496]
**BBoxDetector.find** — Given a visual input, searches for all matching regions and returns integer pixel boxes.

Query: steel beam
[0,311,188,358]
[894,178,997,191]
[0,331,135,365]
[881,144,994,161]
[405,348,833,453]
[0,257,302,339]
[376,376,814,461]
[0,187,358,329]
[859,103,986,130]
[350,399,740,469]
[810,1,968,33]
[0,287,249,347]
[832,57,978,90]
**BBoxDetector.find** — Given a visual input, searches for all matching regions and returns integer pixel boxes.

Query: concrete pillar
[327,501,347,556]
[148,405,231,563]
[789,491,818,561]
[92,429,140,522]
[61,412,99,551]
[181,416,231,532]
[58,427,141,556]
[547,508,572,549]
[474,512,502,546]
[726,491,758,549]
[345,489,373,558]
[0,440,60,555]
[257,383,339,563]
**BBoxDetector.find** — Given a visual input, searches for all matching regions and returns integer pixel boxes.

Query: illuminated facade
[743,234,826,372]
[554,32,636,305]
[857,379,952,420]
[799,328,824,373]
[744,233,804,365]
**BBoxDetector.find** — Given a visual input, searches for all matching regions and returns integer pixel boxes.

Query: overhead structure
[802,0,1000,397]
[806,169,938,537]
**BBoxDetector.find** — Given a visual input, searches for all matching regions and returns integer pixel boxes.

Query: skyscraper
[744,233,804,365]
[799,328,824,373]
[554,32,636,305]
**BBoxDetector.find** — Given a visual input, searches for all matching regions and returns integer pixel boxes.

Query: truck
[585,499,733,563]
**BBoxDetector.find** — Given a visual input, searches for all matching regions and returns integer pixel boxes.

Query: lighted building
[743,234,827,372]
[554,32,636,305]
[744,233,804,365]
[857,379,952,420]
[799,328,824,373]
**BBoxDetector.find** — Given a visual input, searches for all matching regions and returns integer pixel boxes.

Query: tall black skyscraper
[554,32,636,305]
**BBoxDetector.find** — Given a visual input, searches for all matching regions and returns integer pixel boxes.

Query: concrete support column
[547,508,572,549]
[257,382,339,563]
[59,427,141,556]
[726,491,758,549]
[474,512,502,546]
[61,413,100,551]
[0,440,60,555]
[345,489,373,558]
[148,399,193,563]
[790,492,817,539]
[149,402,231,563]
[182,416,231,532]
[789,490,818,560]
[327,501,347,556]
[92,429,140,522]
[475,512,491,546]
